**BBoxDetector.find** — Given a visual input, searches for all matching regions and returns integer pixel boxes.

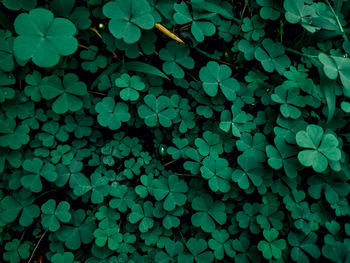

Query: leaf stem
[326,0,349,42]
[284,47,319,59]
[177,228,187,246]
[27,231,47,263]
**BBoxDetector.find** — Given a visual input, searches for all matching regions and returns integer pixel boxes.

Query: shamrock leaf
[0,189,40,227]
[191,193,226,233]
[199,61,240,101]
[200,156,232,193]
[220,98,255,137]
[40,73,87,114]
[115,73,145,101]
[103,0,154,44]
[128,201,154,233]
[2,0,37,11]
[80,45,107,73]
[195,131,223,158]
[49,0,91,30]
[232,154,265,190]
[94,225,123,251]
[208,229,235,260]
[178,238,214,263]
[21,158,57,193]
[255,38,291,74]
[153,174,188,211]
[288,232,320,263]
[296,125,341,172]
[13,8,78,67]
[318,53,350,94]
[256,0,281,20]
[95,97,131,130]
[257,229,286,260]
[0,118,30,150]
[271,87,306,119]
[41,199,71,232]
[284,0,316,32]
[109,183,136,213]
[173,2,216,42]
[51,252,77,263]
[159,41,194,79]
[73,173,109,204]
[167,137,189,160]
[266,136,300,178]
[138,94,177,127]
[236,203,261,234]
[242,15,265,41]
[56,209,96,250]
[3,239,31,263]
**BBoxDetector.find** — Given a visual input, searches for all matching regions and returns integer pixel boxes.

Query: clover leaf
[179,238,214,263]
[208,229,235,260]
[255,38,291,74]
[257,229,286,260]
[73,173,109,204]
[296,125,341,172]
[153,174,188,211]
[13,8,78,67]
[51,252,77,263]
[220,99,255,137]
[138,94,177,127]
[115,73,145,101]
[41,199,71,232]
[0,189,40,227]
[56,209,96,250]
[288,232,320,263]
[95,97,131,130]
[159,41,194,79]
[199,61,240,101]
[173,2,216,42]
[191,193,226,233]
[40,73,87,114]
[242,15,266,41]
[21,158,57,193]
[271,87,306,119]
[200,156,232,193]
[0,118,30,150]
[232,154,265,190]
[103,0,154,44]
[3,239,31,263]
[318,53,350,94]
[284,0,316,32]
[2,0,37,11]
[128,201,154,233]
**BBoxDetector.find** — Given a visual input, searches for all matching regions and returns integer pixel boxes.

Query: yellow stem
[155,23,185,44]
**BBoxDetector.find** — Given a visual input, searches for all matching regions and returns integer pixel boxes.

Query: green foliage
[1,0,350,262]
[13,8,78,67]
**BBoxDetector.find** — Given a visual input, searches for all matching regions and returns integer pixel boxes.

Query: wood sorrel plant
[1,0,350,262]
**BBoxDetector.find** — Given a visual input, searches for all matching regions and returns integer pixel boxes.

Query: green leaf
[159,41,194,79]
[124,61,169,79]
[13,8,78,67]
[255,38,291,74]
[41,199,71,232]
[95,97,131,130]
[199,61,240,101]
[258,229,286,260]
[103,0,154,44]
[296,125,341,172]
[138,94,177,127]
[153,174,188,211]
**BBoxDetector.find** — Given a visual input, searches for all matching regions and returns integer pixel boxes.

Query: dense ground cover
[1,0,350,262]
